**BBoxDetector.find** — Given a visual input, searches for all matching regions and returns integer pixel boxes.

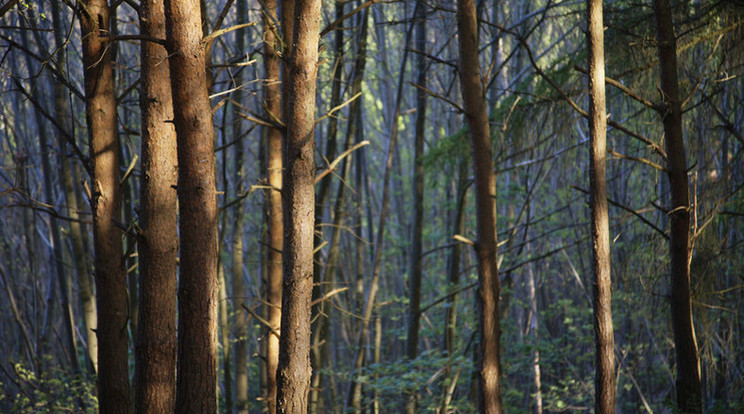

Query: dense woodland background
[0,0,742,412]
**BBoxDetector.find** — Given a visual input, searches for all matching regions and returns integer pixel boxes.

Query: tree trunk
[263,0,284,410]
[652,0,702,412]
[587,0,616,411]
[233,2,250,412]
[406,3,427,412]
[164,0,220,411]
[456,0,503,412]
[134,0,178,411]
[275,0,321,412]
[78,0,131,411]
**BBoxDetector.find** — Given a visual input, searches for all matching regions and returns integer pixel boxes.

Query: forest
[0,0,742,412]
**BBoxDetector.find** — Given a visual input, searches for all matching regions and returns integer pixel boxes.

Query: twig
[315,140,369,184]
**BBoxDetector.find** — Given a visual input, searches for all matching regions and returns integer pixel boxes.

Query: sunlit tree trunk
[78,0,131,411]
[263,0,284,410]
[653,0,701,412]
[275,0,321,411]
[165,0,220,411]
[135,0,178,410]
[456,0,503,412]
[587,0,616,411]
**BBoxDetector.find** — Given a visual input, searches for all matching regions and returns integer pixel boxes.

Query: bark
[405,4,427,412]
[652,0,702,412]
[263,0,284,410]
[456,0,503,412]
[165,0,220,411]
[134,0,179,411]
[78,0,131,411]
[275,0,321,412]
[587,0,616,411]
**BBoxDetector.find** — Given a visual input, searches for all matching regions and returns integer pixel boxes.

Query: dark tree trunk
[78,0,131,411]
[165,0,220,411]
[405,3,427,412]
[587,0,616,412]
[653,0,702,412]
[456,0,503,412]
[135,0,178,410]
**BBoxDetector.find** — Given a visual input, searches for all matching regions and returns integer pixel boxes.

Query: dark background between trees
[0,0,742,413]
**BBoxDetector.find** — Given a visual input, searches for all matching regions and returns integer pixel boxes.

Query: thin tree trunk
[49,1,99,375]
[135,1,178,411]
[233,3,249,412]
[456,0,503,412]
[587,0,616,411]
[345,6,419,410]
[18,25,81,376]
[405,3,427,412]
[78,0,131,411]
[263,0,284,409]
[165,0,220,411]
[527,259,542,414]
[652,0,701,412]
[275,0,321,412]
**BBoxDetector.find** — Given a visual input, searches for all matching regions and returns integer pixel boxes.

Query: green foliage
[5,361,97,413]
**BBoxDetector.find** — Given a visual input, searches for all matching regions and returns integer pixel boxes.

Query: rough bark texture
[652,0,702,412]
[135,0,178,410]
[456,0,503,412]
[276,0,321,412]
[587,0,616,412]
[263,0,284,410]
[165,0,220,412]
[78,0,131,411]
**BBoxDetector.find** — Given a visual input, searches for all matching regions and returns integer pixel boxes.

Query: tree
[405,2,427,412]
[653,0,702,412]
[134,0,178,410]
[263,0,284,410]
[78,0,131,411]
[456,0,503,412]
[586,0,616,410]
[275,0,321,411]
[164,0,220,411]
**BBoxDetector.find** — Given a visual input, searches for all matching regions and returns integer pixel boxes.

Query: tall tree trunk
[78,0,131,411]
[456,0,503,412]
[653,0,702,412]
[165,0,220,411]
[263,0,284,410]
[587,0,616,411]
[135,0,179,410]
[276,0,321,412]
[405,3,427,412]
[233,2,250,412]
